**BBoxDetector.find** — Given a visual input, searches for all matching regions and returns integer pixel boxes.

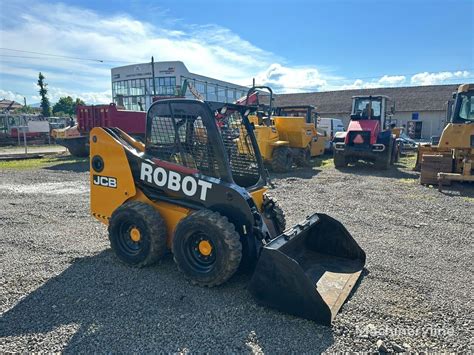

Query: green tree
[37,72,51,117]
[52,96,85,116]
[18,105,36,114]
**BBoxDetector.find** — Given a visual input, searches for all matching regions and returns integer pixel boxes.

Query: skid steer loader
[89,98,366,325]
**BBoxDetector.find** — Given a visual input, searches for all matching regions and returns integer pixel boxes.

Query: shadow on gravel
[335,161,418,180]
[270,167,322,181]
[438,183,474,198]
[44,161,89,173]
[0,251,335,352]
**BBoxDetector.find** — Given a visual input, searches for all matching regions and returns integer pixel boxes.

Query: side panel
[438,123,474,149]
[90,127,137,224]
[130,189,191,247]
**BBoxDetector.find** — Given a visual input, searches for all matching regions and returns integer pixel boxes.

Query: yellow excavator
[417,83,474,188]
[89,98,366,325]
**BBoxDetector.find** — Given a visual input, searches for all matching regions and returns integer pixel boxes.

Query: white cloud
[410,70,470,85]
[0,1,471,103]
[378,75,406,85]
[255,63,329,93]
[0,90,26,103]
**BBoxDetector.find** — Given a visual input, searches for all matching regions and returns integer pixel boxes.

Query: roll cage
[145,99,267,190]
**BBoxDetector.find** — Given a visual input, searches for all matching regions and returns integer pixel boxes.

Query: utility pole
[151,56,157,97]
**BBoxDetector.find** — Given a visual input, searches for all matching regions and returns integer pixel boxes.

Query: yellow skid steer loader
[89,99,366,325]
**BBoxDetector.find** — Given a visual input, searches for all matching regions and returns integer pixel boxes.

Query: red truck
[52,103,146,157]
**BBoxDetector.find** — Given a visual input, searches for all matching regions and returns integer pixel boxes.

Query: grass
[312,155,334,169]
[0,155,88,170]
[397,153,417,170]
[399,178,418,184]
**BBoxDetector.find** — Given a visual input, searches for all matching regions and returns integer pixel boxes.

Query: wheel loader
[416,83,474,188]
[89,98,366,325]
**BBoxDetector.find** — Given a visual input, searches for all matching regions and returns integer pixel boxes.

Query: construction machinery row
[59,83,472,327]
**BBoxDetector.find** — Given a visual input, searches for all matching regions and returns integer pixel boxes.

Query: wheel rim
[185,232,216,273]
[117,222,143,257]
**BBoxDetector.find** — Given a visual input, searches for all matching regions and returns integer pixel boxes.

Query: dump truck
[51,79,202,157]
[417,83,474,188]
[245,87,328,171]
[273,105,328,164]
[52,103,146,157]
[89,98,366,324]
[333,95,399,169]
[245,86,294,172]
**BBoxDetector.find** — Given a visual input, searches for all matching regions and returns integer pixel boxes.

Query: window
[207,84,217,101]
[353,98,381,119]
[155,76,176,95]
[129,79,146,96]
[458,92,474,121]
[195,81,205,97]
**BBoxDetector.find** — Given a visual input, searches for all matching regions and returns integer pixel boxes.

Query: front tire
[108,201,167,267]
[172,210,242,287]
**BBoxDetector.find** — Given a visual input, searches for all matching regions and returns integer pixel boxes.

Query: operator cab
[274,105,319,126]
[351,95,394,129]
[452,84,474,124]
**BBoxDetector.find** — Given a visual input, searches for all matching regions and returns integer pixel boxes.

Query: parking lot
[0,154,472,353]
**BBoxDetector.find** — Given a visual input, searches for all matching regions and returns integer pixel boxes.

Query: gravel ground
[0,156,472,353]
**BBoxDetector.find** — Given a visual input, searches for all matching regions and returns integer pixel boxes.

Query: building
[111,61,250,111]
[274,84,460,139]
[0,99,23,112]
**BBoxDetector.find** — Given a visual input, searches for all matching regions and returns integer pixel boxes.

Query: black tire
[333,151,347,168]
[263,195,286,234]
[172,210,242,287]
[108,201,167,267]
[271,147,293,172]
[375,143,392,170]
[294,147,311,167]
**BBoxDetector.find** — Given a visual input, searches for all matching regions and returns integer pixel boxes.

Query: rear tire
[108,201,167,267]
[271,147,293,172]
[294,147,311,167]
[333,151,347,168]
[172,210,242,287]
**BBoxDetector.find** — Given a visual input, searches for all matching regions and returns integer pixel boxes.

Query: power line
[0,47,130,64]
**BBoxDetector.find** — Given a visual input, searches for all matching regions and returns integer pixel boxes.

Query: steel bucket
[249,213,366,325]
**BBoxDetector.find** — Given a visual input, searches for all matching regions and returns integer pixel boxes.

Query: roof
[0,99,23,110]
[273,84,461,114]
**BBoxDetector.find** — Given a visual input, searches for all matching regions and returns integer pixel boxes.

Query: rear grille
[348,131,371,147]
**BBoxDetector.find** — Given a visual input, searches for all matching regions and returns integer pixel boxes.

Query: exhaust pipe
[249,213,366,325]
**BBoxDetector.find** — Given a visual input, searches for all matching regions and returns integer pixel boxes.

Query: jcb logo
[93,175,117,188]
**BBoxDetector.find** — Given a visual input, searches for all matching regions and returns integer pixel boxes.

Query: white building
[111,61,250,111]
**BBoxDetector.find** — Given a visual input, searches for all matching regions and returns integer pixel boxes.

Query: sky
[0,0,473,104]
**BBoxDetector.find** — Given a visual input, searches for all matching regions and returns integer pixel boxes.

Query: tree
[52,96,85,116]
[37,72,51,117]
[18,105,36,114]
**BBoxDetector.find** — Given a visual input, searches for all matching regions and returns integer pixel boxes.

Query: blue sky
[0,0,473,104]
